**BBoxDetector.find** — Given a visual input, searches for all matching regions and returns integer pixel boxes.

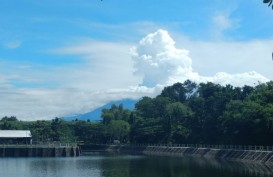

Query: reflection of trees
[100,154,131,177]
[25,154,273,177]
[29,159,60,177]
[128,156,191,177]
[101,154,273,177]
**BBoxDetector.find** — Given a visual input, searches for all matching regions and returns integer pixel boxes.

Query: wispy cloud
[52,39,141,89]
[16,65,32,69]
[211,10,240,39]
[0,85,157,121]
[175,38,273,80]
[2,40,22,49]
[0,39,144,120]
[213,13,233,31]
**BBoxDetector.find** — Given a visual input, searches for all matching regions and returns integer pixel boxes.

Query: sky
[0,0,273,120]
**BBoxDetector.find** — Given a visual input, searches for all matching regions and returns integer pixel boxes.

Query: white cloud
[207,71,268,87]
[0,40,145,120]
[0,86,158,121]
[16,65,32,69]
[131,29,194,87]
[213,14,232,31]
[175,37,273,80]
[131,29,269,87]
[52,40,141,89]
[0,29,272,120]
[211,11,240,39]
[3,40,21,49]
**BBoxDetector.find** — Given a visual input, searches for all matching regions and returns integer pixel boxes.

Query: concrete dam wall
[85,144,273,165]
[0,146,80,157]
[140,146,273,165]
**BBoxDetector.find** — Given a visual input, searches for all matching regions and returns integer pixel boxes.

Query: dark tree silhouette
[263,0,273,9]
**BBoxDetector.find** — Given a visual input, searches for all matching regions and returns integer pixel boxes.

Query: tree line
[129,81,273,146]
[1,80,273,146]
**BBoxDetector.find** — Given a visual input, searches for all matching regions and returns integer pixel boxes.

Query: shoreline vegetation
[1,80,273,148]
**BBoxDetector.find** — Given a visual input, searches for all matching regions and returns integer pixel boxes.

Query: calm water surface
[0,153,272,177]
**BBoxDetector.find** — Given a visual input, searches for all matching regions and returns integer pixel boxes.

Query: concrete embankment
[0,146,80,157]
[140,146,273,165]
[82,144,273,165]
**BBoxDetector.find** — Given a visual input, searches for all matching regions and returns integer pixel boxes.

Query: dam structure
[0,130,80,157]
[84,144,273,165]
[0,144,80,157]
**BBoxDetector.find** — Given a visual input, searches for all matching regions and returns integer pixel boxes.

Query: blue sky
[1,0,273,120]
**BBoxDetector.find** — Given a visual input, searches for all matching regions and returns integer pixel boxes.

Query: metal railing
[0,141,78,148]
[131,144,273,151]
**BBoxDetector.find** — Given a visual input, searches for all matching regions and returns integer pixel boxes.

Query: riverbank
[81,144,273,165]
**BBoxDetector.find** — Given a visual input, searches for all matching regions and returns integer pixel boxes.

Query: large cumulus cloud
[131,29,269,87]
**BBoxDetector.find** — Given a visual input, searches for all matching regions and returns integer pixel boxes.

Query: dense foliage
[129,81,273,145]
[1,80,273,146]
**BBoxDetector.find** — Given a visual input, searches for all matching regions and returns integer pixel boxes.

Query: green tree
[0,116,22,130]
[73,120,106,144]
[29,120,53,142]
[1,116,18,122]
[160,80,197,102]
[166,102,193,144]
[106,120,130,143]
[132,117,164,144]
[221,100,268,145]
[102,104,131,124]
[51,118,76,142]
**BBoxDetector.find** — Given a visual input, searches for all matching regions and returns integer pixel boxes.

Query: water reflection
[0,153,272,177]
[98,153,273,177]
[29,157,102,177]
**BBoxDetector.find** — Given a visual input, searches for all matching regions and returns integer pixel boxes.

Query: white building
[0,130,32,144]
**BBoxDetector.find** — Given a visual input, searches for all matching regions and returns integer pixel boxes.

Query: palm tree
[263,0,273,9]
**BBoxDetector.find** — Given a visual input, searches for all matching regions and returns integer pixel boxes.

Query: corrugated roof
[0,130,31,138]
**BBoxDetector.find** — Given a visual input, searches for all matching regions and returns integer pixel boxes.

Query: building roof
[0,130,31,138]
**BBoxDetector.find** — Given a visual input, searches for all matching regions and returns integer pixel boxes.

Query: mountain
[65,99,138,121]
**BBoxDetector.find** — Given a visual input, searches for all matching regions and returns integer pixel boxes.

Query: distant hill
[65,99,138,121]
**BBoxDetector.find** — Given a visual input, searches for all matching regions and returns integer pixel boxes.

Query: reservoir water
[0,153,272,177]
